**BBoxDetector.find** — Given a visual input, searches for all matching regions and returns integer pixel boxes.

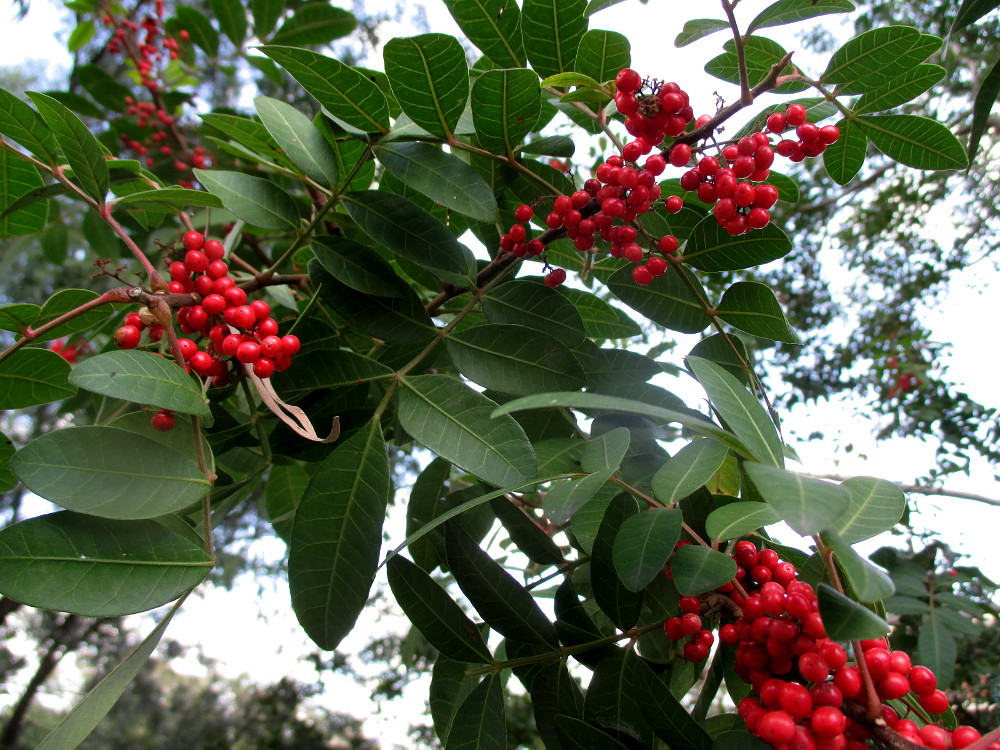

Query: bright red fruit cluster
[663,540,988,750]
[114,230,300,393]
[499,71,840,288]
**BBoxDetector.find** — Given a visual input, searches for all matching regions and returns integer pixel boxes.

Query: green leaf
[612,508,684,592]
[399,375,536,488]
[254,96,339,186]
[114,187,224,211]
[522,0,588,79]
[952,0,1000,32]
[817,584,890,641]
[705,502,780,543]
[27,91,109,204]
[342,190,476,285]
[651,439,730,506]
[492,391,755,459]
[442,0,525,68]
[445,323,585,396]
[374,142,497,222]
[606,263,710,334]
[193,169,301,229]
[582,426,629,473]
[560,287,640,340]
[387,555,493,663]
[670,544,738,596]
[0,511,211,616]
[310,261,436,342]
[884,595,931,615]
[0,348,77,409]
[0,87,59,164]
[705,37,808,94]
[539,72,604,89]
[493,495,565,566]
[270,2,356,45]
[744,464,850,536]
[675,18,730,47]
[384,34,469,139]
[968,55,1000,159]
[0,305,38,335]
[854,64,947,115]
[252,0,284,36]
[918,611,958,689]
[31,289,112,344]
[687,357,783,467]
[445,673,506,750]
[520,134,576,157]
[288,420,389,650]
[471,69,542,154]
[823,530,895,602]
[0,151,49,237]
[34,595,184,750]
[444,523,558,647]
[310,235,405,297]
[592,496,645,629]
[555,717,630,750]
[174,6,219,55]
[260,46,390,133]
[544,470,612,526]
[0,431,14,493]
[856,114,969,170]
[263,462,307,540]
[822,26,933,93]
[626,655,713,750]
[716,281,800,344]
[75,65,132,112]
[682,215,793,272]
[823,117,867,185]
[832,477,906,543]
[69,350,210,417]
[747,0,854,33]
[482,279,587,346]
[210,0,248,45]
[12,425,211,519]
[574,29,630,83]
[68,19,95,52]
[431,654,479,745]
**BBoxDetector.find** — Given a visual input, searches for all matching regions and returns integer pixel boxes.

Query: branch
[806,474,1000,508]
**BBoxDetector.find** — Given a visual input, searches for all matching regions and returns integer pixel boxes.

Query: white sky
[2,1,999,747]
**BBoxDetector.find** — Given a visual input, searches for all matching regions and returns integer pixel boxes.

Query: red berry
[785,103,807,127]
[221,334,243,357]
[236,341,261,364]
[184,250,209,273]
[185,305,208,330]
[253,357,276,378]
[168,261,190,281]
[544,268,566,288]
[811,707,846,737]
[679,613,702,636]
[249,300,271,320]
[223,287,248,307]
[779,682,813,719]
[757,711,797,744]
[256,318,279,338]
[189,350,213,375]
[232,305,256,329]
[766,112,787,133]
[952,727,982,749]
[665,195,683,214]
[877,672,911,700]
[194,275,214,296]
[115,325,142,349]
[669,143,692,167]
[907,665,937,696]
[644,153,666,175]
[799,653,830,683]
[919,689,950,715]
[206,260,228,280]
[632,265,653,285]
[683,641,709,662]
[204,239,225,260]
[182,230,205,252]
[202,294,226,315]
[151,409,175,431]
[646,256,667,277]
[819,125,840,145]
[615,68,642,94]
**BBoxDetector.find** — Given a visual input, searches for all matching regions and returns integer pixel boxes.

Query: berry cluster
[101,6,208,183]
[662,540,986,750]
[498,72,841,288]
[114,229,300,395]
[48,339,88,364]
